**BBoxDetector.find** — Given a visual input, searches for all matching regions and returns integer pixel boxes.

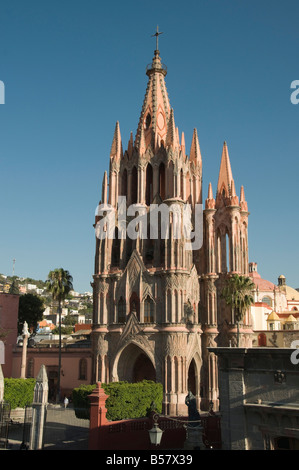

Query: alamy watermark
[95,196,203,250]
[290,80,299,104]
[0,81,4,104]
[290,340,299,365]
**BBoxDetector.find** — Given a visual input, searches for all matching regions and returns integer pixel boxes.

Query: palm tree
[46,268,73,402]
[221,274,254,347]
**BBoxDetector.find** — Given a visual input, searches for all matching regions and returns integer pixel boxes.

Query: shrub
[72,381,163,421]
[102,380,163,421]
[71,384,96,419]
[4,378,36,409]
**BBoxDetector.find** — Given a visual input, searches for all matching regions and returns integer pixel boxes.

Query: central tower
[91,35,252,414]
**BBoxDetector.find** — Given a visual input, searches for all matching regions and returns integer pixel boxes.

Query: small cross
[152,25,163,51]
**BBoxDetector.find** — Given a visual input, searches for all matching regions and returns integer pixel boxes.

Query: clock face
[157,111,165,131]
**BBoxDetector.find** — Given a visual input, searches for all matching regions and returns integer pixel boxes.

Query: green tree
[9,278,20,295]
[221,274,255,347]
[63,314,77,327]
[46,268,73,402]
[18,293,44,334]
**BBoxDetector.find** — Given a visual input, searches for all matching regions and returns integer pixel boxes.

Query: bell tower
[200,141,252,409]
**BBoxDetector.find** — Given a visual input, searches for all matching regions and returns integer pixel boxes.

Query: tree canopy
[221,274,255,346]
[45,268,73,304]
[18,293,44,334]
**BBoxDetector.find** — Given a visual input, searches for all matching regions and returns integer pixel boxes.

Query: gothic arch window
[168,161,174,198]
[180,169,184,199]
[216,228,221,273]
[130,292,140,321]
[144,295,155,323]
[145,223,154,265]
[121,168,128,197]
[186,171,191,203]
[158,162,165,200]
[131,166,138,204]
[226,232,230,273]
[79,358,87,380]
[146,163,153,206]
[111,227,120,267]
[118,297,126,323]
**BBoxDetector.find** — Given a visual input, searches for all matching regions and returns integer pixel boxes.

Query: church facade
[91,43,253,414]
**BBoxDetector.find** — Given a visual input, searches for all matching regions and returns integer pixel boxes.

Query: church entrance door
[117,343,156,383]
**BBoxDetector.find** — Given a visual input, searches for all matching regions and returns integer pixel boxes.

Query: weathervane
[152,25,163,51]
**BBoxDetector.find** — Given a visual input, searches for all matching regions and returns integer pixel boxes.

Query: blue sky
[0,0,298,292]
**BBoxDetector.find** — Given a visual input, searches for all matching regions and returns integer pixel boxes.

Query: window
[146,164,153,206]
[131,166,138,204]
[158,162,165,200]
[144,296,154,323]
[262,296,272,307]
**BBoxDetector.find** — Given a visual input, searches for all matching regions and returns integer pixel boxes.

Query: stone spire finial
[127,132,134,158]
[205,182,215,209]
[230,179,239,206]
[189,128,202,167]
[110,121,123,160]
[217,141,233,197]
[240,185,248,212]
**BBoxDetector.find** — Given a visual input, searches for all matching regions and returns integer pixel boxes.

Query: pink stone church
[91,37,252,415]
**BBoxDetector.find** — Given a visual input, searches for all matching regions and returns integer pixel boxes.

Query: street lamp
[148,414,163,446]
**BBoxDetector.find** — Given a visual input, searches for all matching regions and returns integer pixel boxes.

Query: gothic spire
[189,128,202,167]
[134,44,170,152]
[205,182,215,209]
[110,121,123,160]
[217,141,233,198]
[240,185,248,212]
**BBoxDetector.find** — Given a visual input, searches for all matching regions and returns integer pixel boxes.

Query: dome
[285,314,296,323]
[284,285,299,301]
[249,270,275,291]
[267,311,280,321]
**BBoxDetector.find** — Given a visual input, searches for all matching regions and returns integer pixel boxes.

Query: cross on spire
[152,25,163,51]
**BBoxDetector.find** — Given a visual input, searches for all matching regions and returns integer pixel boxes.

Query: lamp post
[148,414,163,446]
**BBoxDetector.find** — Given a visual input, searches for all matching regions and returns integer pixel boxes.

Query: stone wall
[209,347,299,450]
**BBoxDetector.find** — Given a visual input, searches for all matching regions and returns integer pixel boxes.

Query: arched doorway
[188,359,197,395]
[133,353,156,382]
[117,343,156,383]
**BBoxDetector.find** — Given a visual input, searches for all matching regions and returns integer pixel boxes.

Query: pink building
[12,344,92,400]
